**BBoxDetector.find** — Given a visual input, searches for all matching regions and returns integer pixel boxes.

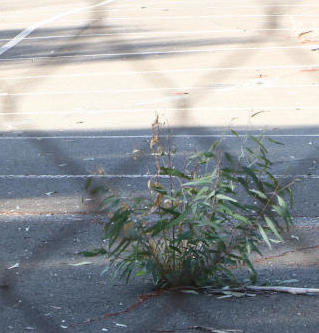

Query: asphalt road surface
[1,0,319,214]
[1,1,319,332]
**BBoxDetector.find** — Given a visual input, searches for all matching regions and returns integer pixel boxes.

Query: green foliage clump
[86,118,293,288]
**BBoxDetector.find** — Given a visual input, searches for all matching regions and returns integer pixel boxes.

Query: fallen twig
[245,286,319,295]
[172,284,319,296]
[196,285,319,296]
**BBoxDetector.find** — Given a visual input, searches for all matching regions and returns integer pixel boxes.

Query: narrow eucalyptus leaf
[258,225,272,249]
[264,217,283,240]
[159,167,190,179]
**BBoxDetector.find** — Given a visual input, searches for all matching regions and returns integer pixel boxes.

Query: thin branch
[187,285,319,296]
[246,285,319,295]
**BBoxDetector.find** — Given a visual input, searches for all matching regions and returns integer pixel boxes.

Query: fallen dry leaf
[69,261,92,267]
[298,30,313,38]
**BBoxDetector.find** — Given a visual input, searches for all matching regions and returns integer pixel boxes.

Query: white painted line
[0,174,159,179]
[0,28,295,43]
[2,44,318,62]
[2,64,319,81]
[0,174,316,180]
[1,83,319,97]
[0,0,119,57]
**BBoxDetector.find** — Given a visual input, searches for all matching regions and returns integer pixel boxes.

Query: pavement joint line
[0,0,120,57]
[0,28,297,43]
[0,134,319,139]
[0,212,99,217]
[2,44,318,62]
[2,83,319,97]
[2,64,319,81]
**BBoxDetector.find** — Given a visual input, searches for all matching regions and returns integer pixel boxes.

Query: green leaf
[258,225,272,249]
[99,196,120,211]
[136,270,146,277]
[277,195,286,208]
[231,129,239,137]
[264,217,283,240]
[194,186,210,201]
[110,238,131,257]
[249,135,268,153]
[242,167,264,192]
[272,199,292,228]
[209,140,221,152]
[168,245,182,254]
[151,185,167,195]
[80,248,107,257]
[249,189,267,200]
[159,167,190,179]
[202,151,215,159]
[224,152,235,165]
[84,178,92,190]
[288,187,294,208]
[183,174,216,186]
[216,194,238,203]
[267,137,284,145]
[90,185,108,195]
[264,170,278,187]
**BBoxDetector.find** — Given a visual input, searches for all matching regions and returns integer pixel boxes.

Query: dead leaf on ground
[69,261,92,266]
[298,30,313,38]
[180,289,200,295]
[8,263,19,270]
[251,110,269,118]
[45,191,57,196]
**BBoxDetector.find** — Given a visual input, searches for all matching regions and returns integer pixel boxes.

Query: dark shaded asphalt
[1,215,319,333]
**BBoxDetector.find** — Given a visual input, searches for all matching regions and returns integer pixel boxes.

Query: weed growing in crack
[85,117,293,288]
